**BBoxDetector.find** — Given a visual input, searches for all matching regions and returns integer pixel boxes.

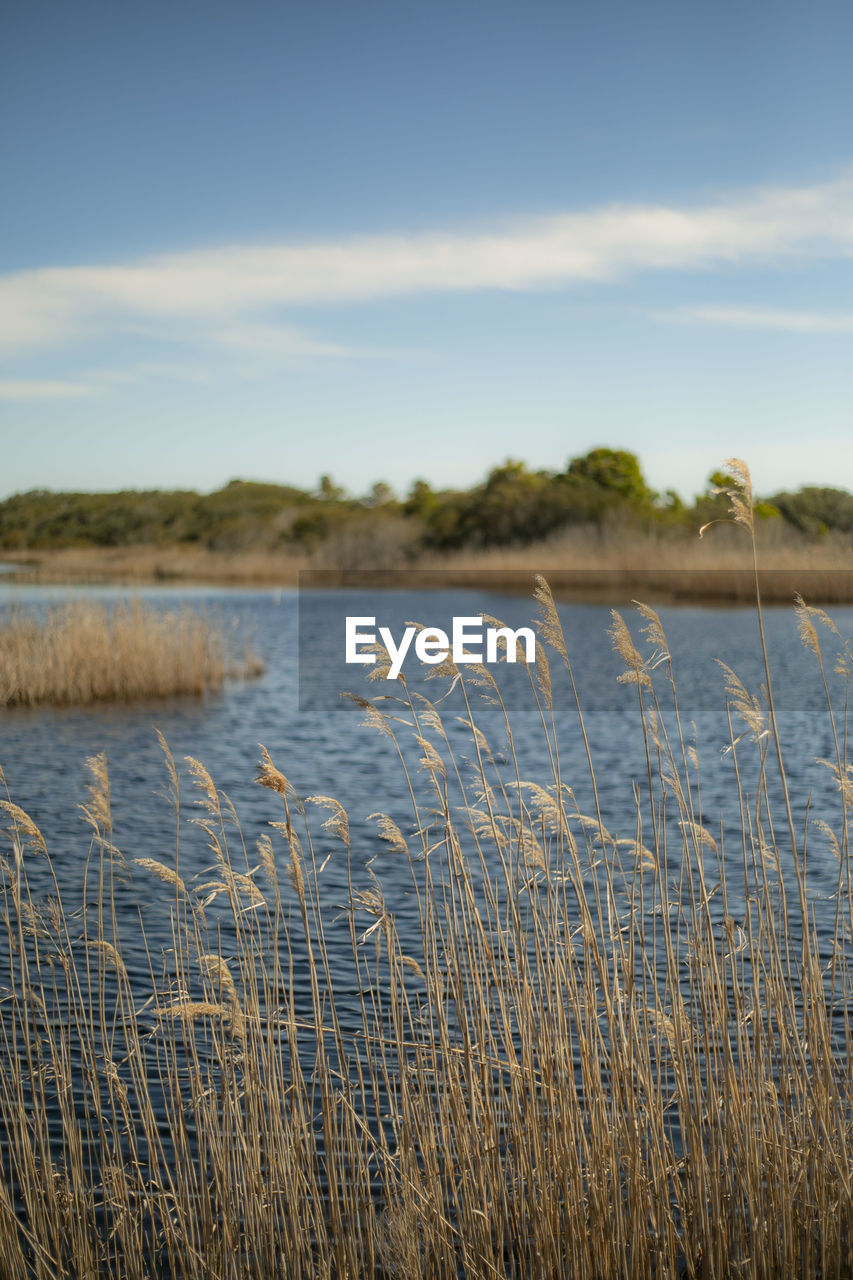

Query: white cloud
[212,322,429,362]
[213,322,363,359]
[0,378,95,400]
[86,361,212,386]
[659,305,853,332]
[1,172,852,354]
[0,276,88,352]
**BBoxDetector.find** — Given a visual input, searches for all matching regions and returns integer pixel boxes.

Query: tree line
[2,448,852,554]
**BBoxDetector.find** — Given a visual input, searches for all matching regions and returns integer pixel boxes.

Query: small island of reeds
[0,600,263,707]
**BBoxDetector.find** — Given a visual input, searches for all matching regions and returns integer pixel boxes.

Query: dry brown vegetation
[5,519,852,601]
[0,543,307,586]
[0,465,851,1277]
[416,520,853,601]
[0,600,263,707]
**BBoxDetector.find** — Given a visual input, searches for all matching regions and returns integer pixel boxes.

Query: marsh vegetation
[0,600,263,707]
[3,450,853,598]
[0,463,851,1278]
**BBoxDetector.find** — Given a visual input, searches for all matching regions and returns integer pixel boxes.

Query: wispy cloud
[0,378,95,400]
[1,172,852,355]
[213,322,431,362]
[213,322,364,359]
[658,304,853,333]
[85,361,213,386]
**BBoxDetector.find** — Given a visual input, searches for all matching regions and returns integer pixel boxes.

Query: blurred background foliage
[2,448,852,556]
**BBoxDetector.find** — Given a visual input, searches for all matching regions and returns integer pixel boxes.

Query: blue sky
[1,0,852,503]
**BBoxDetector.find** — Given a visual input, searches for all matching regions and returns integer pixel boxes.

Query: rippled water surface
[1,581,852,968]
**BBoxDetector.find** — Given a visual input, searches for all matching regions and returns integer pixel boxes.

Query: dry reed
[0,467,851,1277]
[5,520,853,602]
[0,600,262,706]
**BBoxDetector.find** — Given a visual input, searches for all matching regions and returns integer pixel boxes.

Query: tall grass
[0,462,851,1277]
[7,519,853,601]
[0,600,263,706]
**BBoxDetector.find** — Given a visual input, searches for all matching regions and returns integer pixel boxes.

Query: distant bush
[768,486,853,537]
[417,449,661,550]
[2,452,852,558]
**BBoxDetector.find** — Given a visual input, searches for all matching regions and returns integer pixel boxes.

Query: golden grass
[5,520,853,601]
[0,469,852,1277]
[0,600,263,707]
[0,543,307,586]
[416,522,853,601]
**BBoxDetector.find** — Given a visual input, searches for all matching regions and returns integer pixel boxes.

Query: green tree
[768,487,853,536]
[565,447,656,506]
[404,479,438,519]
[317,474,345,502]
[363,481,396,507]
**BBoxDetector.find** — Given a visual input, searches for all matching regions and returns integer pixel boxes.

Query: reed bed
[0,462,852,1278]
[417,522,853,602]
[6,522,853,602]
[0,600,262,706]
[1,543,307,587]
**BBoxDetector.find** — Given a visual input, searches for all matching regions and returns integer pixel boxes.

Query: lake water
[1,580,852,960]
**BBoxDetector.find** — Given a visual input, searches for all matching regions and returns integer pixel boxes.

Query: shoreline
[2,541,853,604]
